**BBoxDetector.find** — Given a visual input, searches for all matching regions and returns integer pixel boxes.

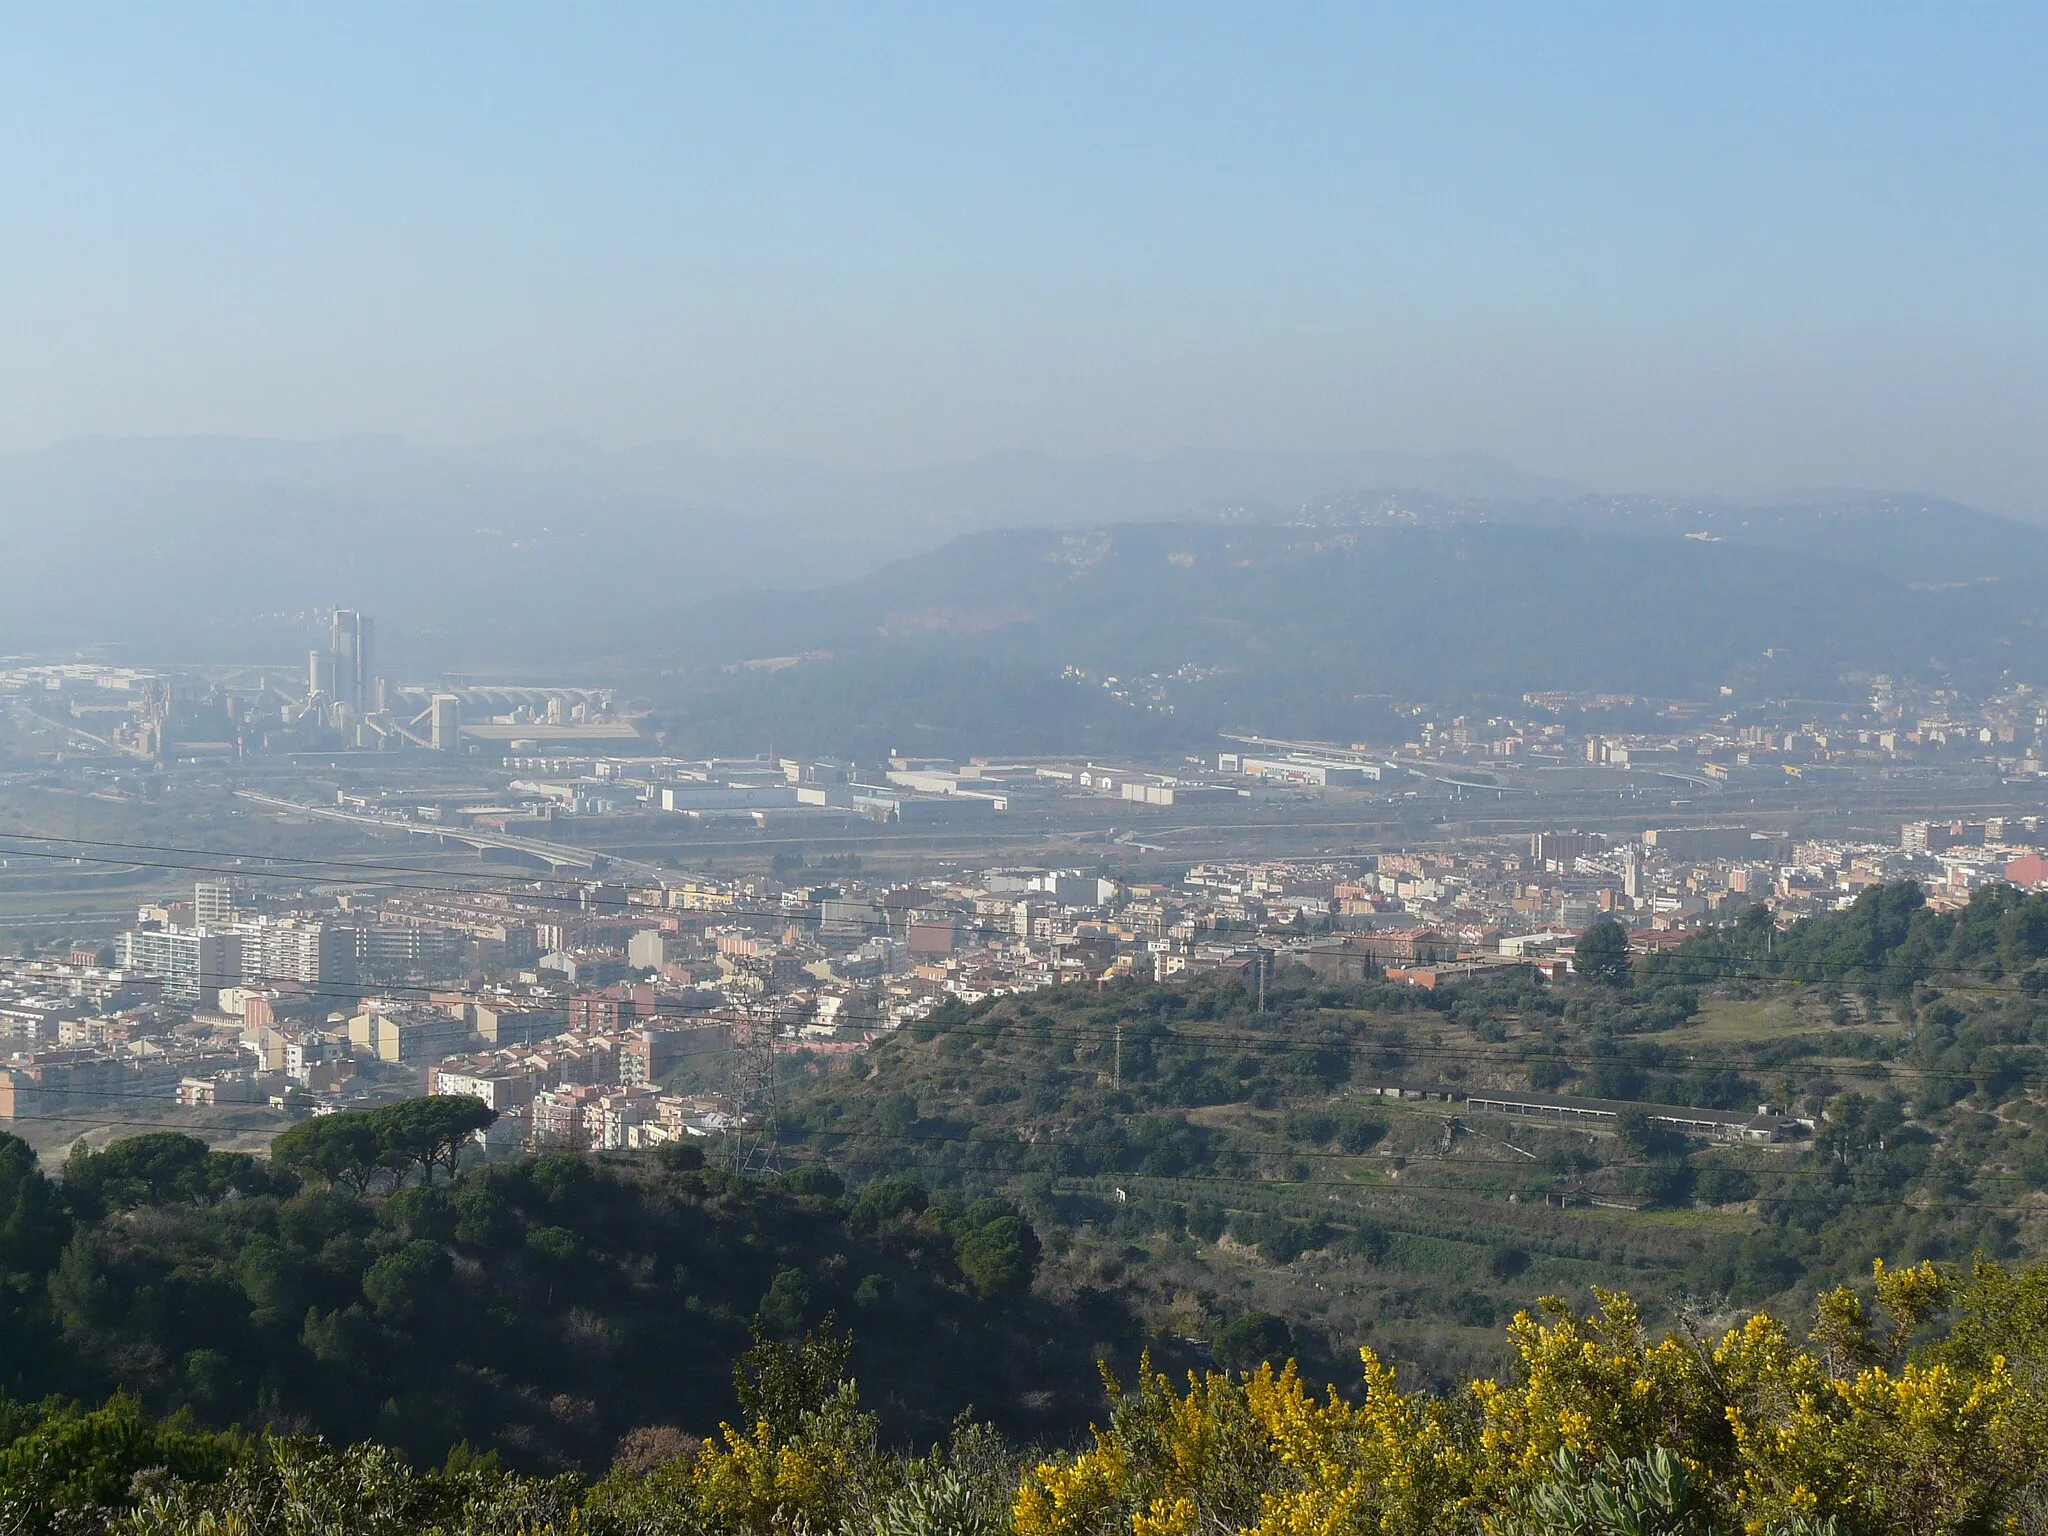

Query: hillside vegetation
[0,1123,1130,1470]
[775,882,2048,1390]
[3,1258,2048,1534]
[0,881,2044,1529]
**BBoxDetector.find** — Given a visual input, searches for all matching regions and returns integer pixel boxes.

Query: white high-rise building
[115,927,240,1006]
[331,610,365,711]
[430,693,461,752]
[229,916,356,988]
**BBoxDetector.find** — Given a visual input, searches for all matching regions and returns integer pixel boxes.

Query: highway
[233,789,666,878]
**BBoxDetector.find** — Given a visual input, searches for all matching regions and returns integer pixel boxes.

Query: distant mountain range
[632,514,2048,757]
[3,436,2044,753]
[0,434,1575,664]
[1272,487,2044,591]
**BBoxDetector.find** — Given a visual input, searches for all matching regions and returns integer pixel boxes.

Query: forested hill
[0,1123,1132,1472]
[639,519,2048,755]
[768,880,2048,1402]
[1647,877,2048,996]
[657,522,1981,691]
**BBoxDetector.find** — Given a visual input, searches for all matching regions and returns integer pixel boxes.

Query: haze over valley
[0,7,2046,1531]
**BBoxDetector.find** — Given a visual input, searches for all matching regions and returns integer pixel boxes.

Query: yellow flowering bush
[1014,1357,1284,1536]
[1728,1351,2021,1534]
[686,1380,880,1536]
[1467,1288,1731,1498]
[72,1260,2048,1536]
[1018,1260,2048,1536]
[1240,1350,1473,1536]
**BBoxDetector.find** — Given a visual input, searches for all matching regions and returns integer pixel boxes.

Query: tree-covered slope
[6,1258,2048,1535]
[775,888,2048,1391]
[0,1125,1129,1472]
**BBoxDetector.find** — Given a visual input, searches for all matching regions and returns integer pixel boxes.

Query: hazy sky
[3,4,2044,511]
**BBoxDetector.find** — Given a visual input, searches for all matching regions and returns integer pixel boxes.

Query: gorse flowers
[1017,1259,2041,1536]
[9,1258,2048,1536]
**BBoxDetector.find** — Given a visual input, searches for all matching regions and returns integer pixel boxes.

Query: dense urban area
[8,609,2048,1157]
[4,603,2048,1531]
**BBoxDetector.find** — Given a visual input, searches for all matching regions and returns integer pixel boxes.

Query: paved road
[234,789,673,879]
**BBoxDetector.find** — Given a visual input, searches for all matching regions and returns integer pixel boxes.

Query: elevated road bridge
[235,789,613,873]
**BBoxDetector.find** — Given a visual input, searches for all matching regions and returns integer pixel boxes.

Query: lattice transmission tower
[723,1015,781,1176]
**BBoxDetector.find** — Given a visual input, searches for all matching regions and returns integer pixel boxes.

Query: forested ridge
[0,1112,1128,1474]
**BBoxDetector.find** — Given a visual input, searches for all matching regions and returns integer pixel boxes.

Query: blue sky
[2,4,2043,511]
